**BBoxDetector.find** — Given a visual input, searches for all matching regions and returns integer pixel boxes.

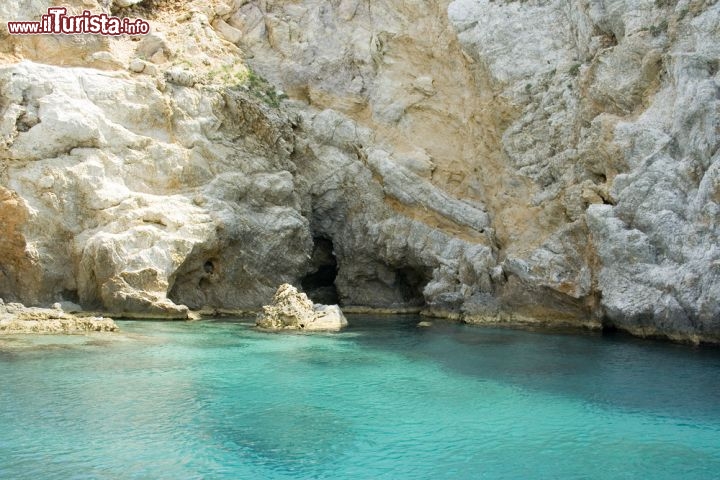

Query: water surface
[1,316,719,479]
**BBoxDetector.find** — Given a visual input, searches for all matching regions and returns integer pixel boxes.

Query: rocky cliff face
[0,0,718,342]
[1,0,312,317]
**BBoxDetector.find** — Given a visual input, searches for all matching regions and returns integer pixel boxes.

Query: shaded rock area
[0,300,118,334]
[256,284,348,332]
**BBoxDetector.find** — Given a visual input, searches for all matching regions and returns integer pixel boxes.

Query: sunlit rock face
[0,60,311,318]
[0,0,718,341]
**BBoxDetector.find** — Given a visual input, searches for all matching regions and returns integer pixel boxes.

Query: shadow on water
[340,315,720,421]
[212,404,353,475]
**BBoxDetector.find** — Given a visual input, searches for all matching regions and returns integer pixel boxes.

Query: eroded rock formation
[256,283,348,331]
[0,0,718,341]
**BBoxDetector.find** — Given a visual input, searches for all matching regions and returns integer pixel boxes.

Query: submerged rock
[256,284,348,332]
[0,303,118,335]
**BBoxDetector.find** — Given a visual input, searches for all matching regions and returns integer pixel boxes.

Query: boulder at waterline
[256,284,348,332]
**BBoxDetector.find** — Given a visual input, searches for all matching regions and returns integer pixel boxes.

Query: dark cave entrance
[301,237,339,305]
[61,288,80,304]
[394,266,430,307]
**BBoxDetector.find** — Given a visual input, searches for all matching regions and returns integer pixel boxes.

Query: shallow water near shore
[1,316,719,479]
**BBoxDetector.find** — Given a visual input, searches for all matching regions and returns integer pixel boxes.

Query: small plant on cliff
[243,69,288,108]
[569,63,581,77]
[206,64,288,108]
[648,20,669,36]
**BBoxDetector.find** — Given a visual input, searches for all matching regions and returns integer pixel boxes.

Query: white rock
[213,3,233,19]
[310,304,349,331]
[256,284,348,331]
[58,301,83,313]
[114,0,144,7]
[136,33,170,63]
[128,59,146,73]
[412,76,436,96]
[165,67,196,87]
[212,18,243,44]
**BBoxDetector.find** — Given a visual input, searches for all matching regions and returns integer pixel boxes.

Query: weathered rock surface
[0,59,310,318]
[234,0,720,342]
[0,0,718,342]
[256,284,348,331]
[0,300,118,334]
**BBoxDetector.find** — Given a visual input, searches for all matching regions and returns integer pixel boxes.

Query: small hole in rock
[204,260,215,274]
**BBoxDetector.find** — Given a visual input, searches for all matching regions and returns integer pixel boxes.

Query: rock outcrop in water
[256,284,348,331]
[0,0,718,342]
[0,299,118,334]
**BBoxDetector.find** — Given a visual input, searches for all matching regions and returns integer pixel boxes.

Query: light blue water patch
[1,316,719,479]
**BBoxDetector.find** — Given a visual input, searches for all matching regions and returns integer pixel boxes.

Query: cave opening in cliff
[61,288,80,304]
[301,237,339,305]
[394,266,430,307]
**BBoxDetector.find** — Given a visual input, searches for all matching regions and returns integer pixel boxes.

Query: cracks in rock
[142,218,168,228]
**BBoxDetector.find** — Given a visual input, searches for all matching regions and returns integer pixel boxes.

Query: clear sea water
[1,316,719,479]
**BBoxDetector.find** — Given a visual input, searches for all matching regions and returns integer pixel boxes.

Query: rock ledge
[0,301,118,335]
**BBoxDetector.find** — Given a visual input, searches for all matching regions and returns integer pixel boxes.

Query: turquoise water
[1,316,719,479]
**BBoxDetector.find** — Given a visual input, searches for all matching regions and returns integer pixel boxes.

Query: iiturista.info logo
[7,7,150,36]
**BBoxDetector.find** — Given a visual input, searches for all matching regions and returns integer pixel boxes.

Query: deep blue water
[1,316,719,479]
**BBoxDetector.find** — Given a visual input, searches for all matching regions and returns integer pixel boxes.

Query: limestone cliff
[0,0,718,342]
